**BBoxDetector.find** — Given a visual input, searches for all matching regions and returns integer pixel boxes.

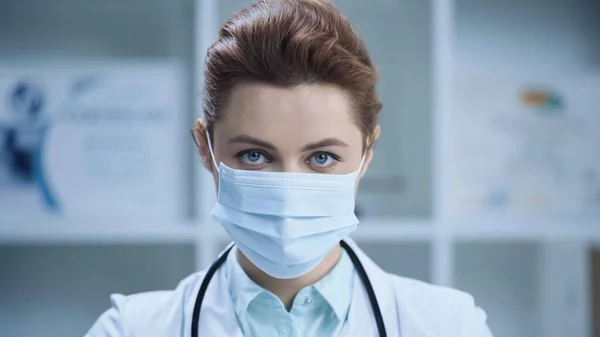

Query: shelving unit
[0,0,599,336]
[446,1,600,337]
[0,1,198,337]
[0,221,199,245]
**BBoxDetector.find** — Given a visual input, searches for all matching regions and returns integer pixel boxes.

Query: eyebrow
[228,135,349,152]
[301,138,349,152]
[228,135,277,150]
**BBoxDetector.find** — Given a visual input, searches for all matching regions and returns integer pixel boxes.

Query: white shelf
[0,220,198,244]
[2,217,598,245]
[352,218,434,242]
[453,223,600,242]
[1,219,598,244]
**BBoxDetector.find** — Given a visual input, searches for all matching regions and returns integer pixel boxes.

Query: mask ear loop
[356,136,370,178]
[205,131,220,172]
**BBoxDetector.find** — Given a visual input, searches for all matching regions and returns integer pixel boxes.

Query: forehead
[215,82,362,147]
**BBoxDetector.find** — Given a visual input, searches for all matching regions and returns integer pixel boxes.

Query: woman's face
[200,82,379,189]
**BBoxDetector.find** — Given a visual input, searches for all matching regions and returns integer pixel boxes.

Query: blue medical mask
[206,132,365,279]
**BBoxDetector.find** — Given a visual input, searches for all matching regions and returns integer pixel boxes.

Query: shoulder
[390,275,493,337]
[85,272,205,337]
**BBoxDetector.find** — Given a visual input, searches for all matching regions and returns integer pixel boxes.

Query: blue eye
[310,152,336,167]
[241,151,266,164]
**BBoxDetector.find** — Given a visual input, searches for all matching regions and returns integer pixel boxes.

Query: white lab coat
[86,239,493,337]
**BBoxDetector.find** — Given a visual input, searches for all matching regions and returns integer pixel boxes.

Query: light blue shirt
[225,247,355,337]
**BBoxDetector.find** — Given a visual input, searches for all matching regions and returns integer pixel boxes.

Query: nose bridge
[275,154,305,173]
[279,158,304,173]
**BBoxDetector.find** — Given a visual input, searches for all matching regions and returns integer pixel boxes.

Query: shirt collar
[225,247,265,318]
[225,245,355,321]
[312,248,354,321]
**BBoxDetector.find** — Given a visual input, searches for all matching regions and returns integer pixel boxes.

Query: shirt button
[303,297,312,305]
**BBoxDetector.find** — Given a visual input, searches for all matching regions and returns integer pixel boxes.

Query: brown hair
[195,0,382,146]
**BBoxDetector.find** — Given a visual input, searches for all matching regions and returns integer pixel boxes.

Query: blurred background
[0,0,599,336]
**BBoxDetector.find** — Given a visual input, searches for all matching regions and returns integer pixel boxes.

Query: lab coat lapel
[194,265,244,336]
[188,248,244,337]
[344,238,437,337]
[343,238,401,336]
[340,270,379,336]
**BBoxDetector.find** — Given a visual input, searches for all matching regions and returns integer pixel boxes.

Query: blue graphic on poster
[1,80,57,210]
[0,63,184,221]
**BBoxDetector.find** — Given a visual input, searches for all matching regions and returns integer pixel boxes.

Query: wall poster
[450,73,600,220]
[0,62,185,221]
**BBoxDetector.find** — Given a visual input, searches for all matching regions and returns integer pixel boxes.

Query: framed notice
[0,62,185,221]
[449,73,600,220]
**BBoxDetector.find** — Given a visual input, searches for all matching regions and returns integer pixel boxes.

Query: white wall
[0,244,194,337]
[455,0,600,70]
[344,0,433,218]
[0,0,176,59]
[539,242,591,337]
[455,243,541,337]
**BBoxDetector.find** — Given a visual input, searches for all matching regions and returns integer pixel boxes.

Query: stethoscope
[191,240,387,337]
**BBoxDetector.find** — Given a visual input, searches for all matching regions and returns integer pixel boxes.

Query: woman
[87,0,493,336]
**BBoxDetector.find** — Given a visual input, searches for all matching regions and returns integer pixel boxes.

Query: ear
[192,118,216,174]
[359,125,381,179]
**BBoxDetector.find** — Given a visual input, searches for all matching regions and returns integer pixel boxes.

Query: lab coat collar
[188,239,400,336]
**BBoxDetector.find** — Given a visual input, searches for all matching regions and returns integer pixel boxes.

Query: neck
[236,243,342,311]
